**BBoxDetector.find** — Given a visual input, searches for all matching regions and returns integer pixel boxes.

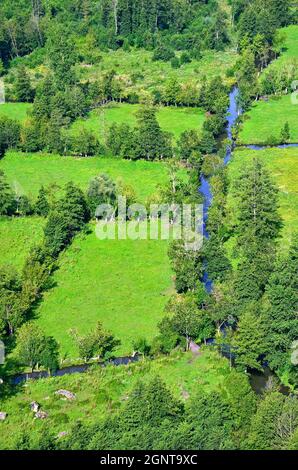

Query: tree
[165,295,204,350]
[0,265,25,336]
[280,122,290,143]
[13,66,34,102]
[35,186,50,217]
[87,174,117,217]
[234,308,266,371]
[205,235,231,283]
[265,237,298,374]
[234,159,282,247]
[135,107,172,160]
[47,25,78,89]
[0,117,21,157]
[168,239,203,293]
[0,170,14,214]
[71,322,120,362]
[16,322,59,372]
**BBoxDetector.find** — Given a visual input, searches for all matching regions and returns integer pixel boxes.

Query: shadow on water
[249,367,291,396]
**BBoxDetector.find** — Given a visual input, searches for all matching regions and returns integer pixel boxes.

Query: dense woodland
[0,0,298,451]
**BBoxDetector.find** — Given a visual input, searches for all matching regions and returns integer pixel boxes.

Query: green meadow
[77,46,237,90]
[0,102,32,122]
[0,216,44,269]
[0,152,177,203]
[36,227,174,359]
[238,94,298,145]
[227,147,298,248]
[71,103,205,141]
[0,350,237,449]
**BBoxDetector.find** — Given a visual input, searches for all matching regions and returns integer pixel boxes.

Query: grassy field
[71,103,205,141]
[0,216,44,269]
[77,47,237,91]
[0,152,178,203]
[227,147,298,249]
[35,227,175,359]
[238,94,298,145]
[0,350,240,449]
[0,102,32,122]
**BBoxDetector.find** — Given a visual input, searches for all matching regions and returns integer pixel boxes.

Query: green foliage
[16,322,59,372]
[265,237,298,376]
[234,307,267,371]
[71,321,120,362]
[12,66,34,103]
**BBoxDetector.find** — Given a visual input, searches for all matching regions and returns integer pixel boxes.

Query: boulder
[0,378,3,385]
[35,411,48,420]
[30,401,40,413]
[0,412,7,421]
[55,390,76,400]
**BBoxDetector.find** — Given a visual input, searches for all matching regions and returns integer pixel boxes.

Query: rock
[0,412,7,421]
[35,411,48,420]
[55,390,76,400]
[30,401,40,413]
[0,378,4,385]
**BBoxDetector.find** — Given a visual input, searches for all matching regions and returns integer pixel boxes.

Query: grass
[71,103,205,141]
[0,216,44,269]
[0,102,32,122]
[238,94,298,145]
[77,47,237,92]
[227,147,298,249]
[0,350,235,449]
[35,227,175,359]
[0,152,179,203]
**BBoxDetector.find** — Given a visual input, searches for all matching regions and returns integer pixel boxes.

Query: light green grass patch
[0,102,32,122]
[0,350,234,449]
[227,147,298,249]
[78,47,237,91]
[0,152,177,203]
[238,94,298,145]
[0,216,44,269]
[71,103,205,141]
[36,227,175,358]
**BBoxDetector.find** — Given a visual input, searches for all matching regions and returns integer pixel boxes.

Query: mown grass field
[0,216,44,269]
[227,147,298,249]
[0,102,32,122]
[0,152,178,203]
[35,227,175,359]
[0,350,237,449]
[71,103,205,141]
[238,94,298,145]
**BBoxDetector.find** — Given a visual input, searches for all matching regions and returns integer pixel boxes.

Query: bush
[152,45,175,62]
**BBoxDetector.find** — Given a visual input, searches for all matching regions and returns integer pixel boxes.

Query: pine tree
[135,107,172,160]
[0,170,14,215]
[235,159,282,248]
[35,186,50,217]
[13,66,34,102]
[280,122,290,143]
[265,236,298,373]
[234,308,266,371]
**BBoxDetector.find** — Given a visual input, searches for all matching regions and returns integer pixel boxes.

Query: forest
[0,0,298,454]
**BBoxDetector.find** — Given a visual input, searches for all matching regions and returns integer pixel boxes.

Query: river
[200,87,295,395]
